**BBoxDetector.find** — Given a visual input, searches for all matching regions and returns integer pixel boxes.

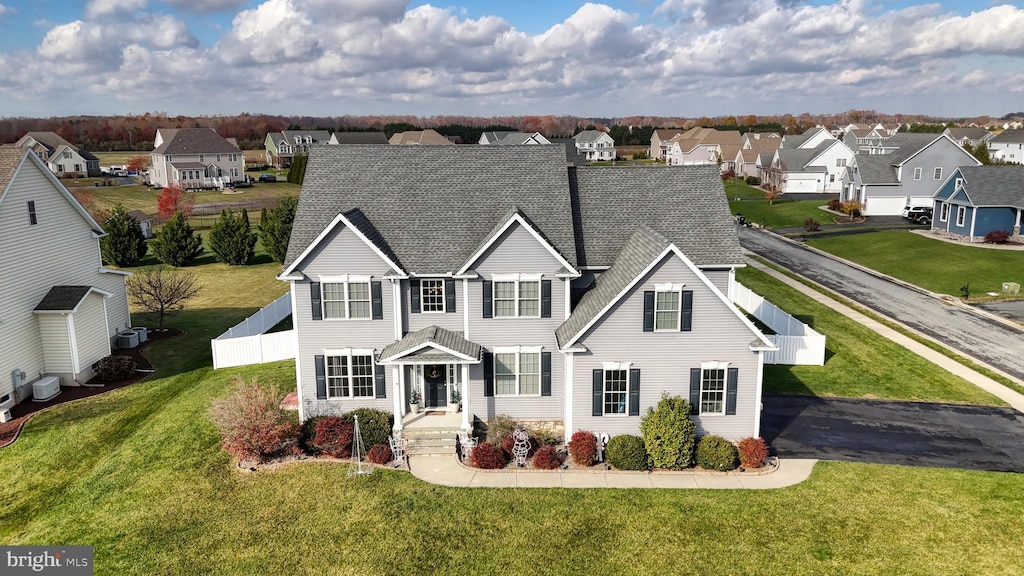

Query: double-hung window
[492,274,541,318]
[700,368,726,415]
[421,279,445,313]
[913,167,922,180]
[645,284,692,332]
[956,206,966,227]
[325,352,375,398]
[322,277,371,319]
[933,167,943,180]
[603,368,628,415]
[940,203,949,222]
[493,347,541,396]
[654,290,680,330]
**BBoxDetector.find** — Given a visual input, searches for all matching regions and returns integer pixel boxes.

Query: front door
[423,365,447,408]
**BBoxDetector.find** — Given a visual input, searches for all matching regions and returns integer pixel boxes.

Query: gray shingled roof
[991,129,1024,143]
[883,133,941,165]
[380,325,481,362]
[282,130,332,143]
[555,226,670,347]
[127,209,151,222]
[479,131,516,144]
[573,130,609,143]
[946,127,991,141]
[0,147,25,191]
[776,148,821,171]
[571,164,743,267]
[957,165,1024,207]
[34,286,93,312]
[856,155,899,184]
[153,128,241,155]
[332,132,388,144]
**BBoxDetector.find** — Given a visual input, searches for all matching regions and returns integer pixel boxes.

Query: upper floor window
[323,280,371,319]
[62,150,71,158]
[494,348,541,396]
[836,158,846,167]
[644,285,693,332]
[326,354,375,398]
[217,155,221,162]
[420,279,445,313]
[933,167,942,180]
[913,167,922,180]
[954,178,963,190]
[167,155,173,162]
[199,155,204,163]
[494,278,539,318]
[655,291,680,330]
[27,201,37,225]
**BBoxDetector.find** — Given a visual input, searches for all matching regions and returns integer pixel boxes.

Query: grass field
[2,246,1022,575]
[74,181,299,217]
[807,230,1024,299]
[723,177,765,199]
[729,199,833,229]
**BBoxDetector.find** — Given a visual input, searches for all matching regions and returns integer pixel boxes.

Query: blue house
[932,165,1024,241]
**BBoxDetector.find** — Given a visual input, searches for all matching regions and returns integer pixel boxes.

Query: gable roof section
[991,129,1024,143]
[855,155,899,184]
[379,325,481,364]
[946,127,990,141]
[776,148,822,171]
[388,129,453,145]
[331,132,388,144]
[282,130,332,143]
[653,129,684,141]
[573,130,612,143]
[153,127,241,155]
[0,148,105,234]
[16,131,72,153]
[956,165,1024,207]
[282,208,405,277]
[456,209,577,276]
[34,286,112,313]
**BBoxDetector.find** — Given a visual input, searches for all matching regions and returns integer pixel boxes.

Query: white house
[149,128,245,189]
[766,140,855,194]
[10,132,101,177]
[573,130,616,162]
[988,130,1024,165]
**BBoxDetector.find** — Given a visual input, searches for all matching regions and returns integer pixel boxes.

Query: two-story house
[664,128,742,168]
[942,127,994,149]
[0,148,132,418]
[765,140,855,194]
[149,128,245,189]
[649,129,684,161]
[264,130,335,168]
[573,130,616,162]
[278,145,775,442]
[9,132,101,177]
[988,129,1024,165]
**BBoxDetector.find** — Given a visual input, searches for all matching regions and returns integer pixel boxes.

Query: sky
[0,0,1022,119]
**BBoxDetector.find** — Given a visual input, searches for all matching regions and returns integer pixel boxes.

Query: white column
[563,277,571,320]
[461,363,471,432]
[291,285,305,423]
[391,279,402,341]
[462,279,470,338]
[392,365,403,433]
[563,352,574,443]
[753,351,765,438]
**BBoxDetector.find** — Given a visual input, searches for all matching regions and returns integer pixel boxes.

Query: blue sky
[0,0,1022,118]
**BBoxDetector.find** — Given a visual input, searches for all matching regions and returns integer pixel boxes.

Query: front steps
[402,412,464,456]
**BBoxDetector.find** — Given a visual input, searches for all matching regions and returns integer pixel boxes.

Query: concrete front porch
[401,411,468,456]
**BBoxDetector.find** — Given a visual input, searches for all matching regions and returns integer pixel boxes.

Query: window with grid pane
[518,353,540,395]
[350,355,374,397]
[493,281,516,317]
[347,282,371,318]
[655,291,680,330]
[492,280,540,318]
[326,356,349,398]
[701,368,725,414]
[495,353,517,395]
[322,283,346,318]
[421,279,445,312]
[326,355,374,398]
[604,369,627,414]
[518,281,540,316]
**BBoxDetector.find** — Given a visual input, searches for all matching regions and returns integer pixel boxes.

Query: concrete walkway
[745,257,1024,413]
[408,455,817,489]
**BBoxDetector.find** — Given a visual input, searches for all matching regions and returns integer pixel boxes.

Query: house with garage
[779,126,835,150]
[988,129,1024,165]
[931,165,1024,241]
[764,139,855,194]
[848,133,980,216]
[942,127,994,149]
[664,128,742,169]
[0,148,132,419]
[9,132,102,177]
[279,144,776,444]
[149,128,245,189]
[573,130,617,162]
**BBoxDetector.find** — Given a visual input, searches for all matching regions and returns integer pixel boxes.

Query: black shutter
[315,355,327,399]
[541,279,552,318]
[541,352,552,396]
[592,369,603,416]
[375,364,387,398]
[371,281,383,320]
[483,351,494,397]
[482,280,493,318]
[628,368,640,416]
[410,279,420,313]
[689,368,700,414]
[643,291,654,332]
[726,367,738,415]
[445,278,456,313]
[310,282,322,321]
[681,290,693,332]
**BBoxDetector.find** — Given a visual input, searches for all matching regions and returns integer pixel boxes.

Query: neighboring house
[842,127,891,153]
[931,165,1024,241]
[149,128,245,189]
[988,129,1024,165]
[479,132,551,146]
[649,129,684,161]
[765,140,855,194]
[11,132,101,177]
[942,127,994,149]
[328,132,389,146]
[0,148,132,416]
[573,130,617,162]
[849,133,980,216]
[128,210,154,239]
[779,127,835,150]
[734,136,781,179]
[278,144,776,441]
[264,130,333,168]
[388,129,453,145]
[665,128,742,168]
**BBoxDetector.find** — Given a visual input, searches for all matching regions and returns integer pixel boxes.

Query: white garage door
[864,196,907,216]
[908,196,932,208]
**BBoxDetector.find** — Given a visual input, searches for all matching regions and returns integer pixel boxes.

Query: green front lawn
[807,230,1024,298]
[73,181,300,217]
[729,199,832,229]
[723,177,765,199]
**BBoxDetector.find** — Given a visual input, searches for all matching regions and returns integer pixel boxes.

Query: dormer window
[294,137,301,144]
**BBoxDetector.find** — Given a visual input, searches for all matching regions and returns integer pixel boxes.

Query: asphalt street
[738,227,1024,382]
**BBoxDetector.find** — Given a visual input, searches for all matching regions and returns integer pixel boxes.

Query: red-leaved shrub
[737,437,769,469]
[500,432,538,458]
[532,445,565,469]
[568,430,598,467]
[469,441,509,469]
[209,378,301,463]
[312,416,354,458]
[366,443,393,465]
[984,230,1011,244]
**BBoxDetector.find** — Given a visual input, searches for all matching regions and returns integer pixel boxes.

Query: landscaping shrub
[696,435,739,471]
[738,437,769,469]
[568,430,598,466]
[720,168,736,180]
[311,416,355,458]
[300,416,324,455]
[745,176,761,186]
[100,205,148,267]
[640,393,697,470]
[527,425,561,446]
[366,444,393,465]
[984,230,1011,244]
[342,408,393,449]
[826,198,843,211]
[486,414,519,444]
[605,435,648,471]
[803,218,821,233]
[209,378,300,463]
[500,431,538,458]
[469,441,509,469]
[841,201,863,218]
[532,445,565,469]
[96,355,137,381]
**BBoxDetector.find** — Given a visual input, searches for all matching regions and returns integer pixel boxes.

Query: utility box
[1002,282,1020,295]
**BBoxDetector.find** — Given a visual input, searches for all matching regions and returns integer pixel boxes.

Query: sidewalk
[745,257,1024,413]
[408,455,817,489]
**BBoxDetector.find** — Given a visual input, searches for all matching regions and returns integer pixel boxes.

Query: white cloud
[161,0,248,13]
[0,4,15,18]
[86,0,148,20]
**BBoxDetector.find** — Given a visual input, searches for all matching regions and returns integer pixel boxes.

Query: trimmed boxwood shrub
[311,416,354,458]
[606,435,648,471]
[342,408,393,450]
[745,176,761,186]
[640,394,697,470]
[532,445,565,469]
[568,430,598,466]
[469,441,509,469]
[738,437,769,469]
[696,435,739,471]
[486,414,519,444]
[366,443,393,465]
[96,355,137,381]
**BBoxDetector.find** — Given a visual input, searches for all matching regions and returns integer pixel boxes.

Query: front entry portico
[423,364,447,408]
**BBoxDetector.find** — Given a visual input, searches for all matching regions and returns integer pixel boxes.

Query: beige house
[388,129,453,145]
[149,128,245,189]
[665,128,742,168]
[648,129,684,160]
[9,132,101,177]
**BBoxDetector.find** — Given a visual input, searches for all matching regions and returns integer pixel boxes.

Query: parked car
[258,174,277,182]
[901,206,933,225]
[231,180,253,189]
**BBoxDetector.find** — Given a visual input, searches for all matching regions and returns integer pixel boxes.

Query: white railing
[730,281,826,366]
[211,293,296,369]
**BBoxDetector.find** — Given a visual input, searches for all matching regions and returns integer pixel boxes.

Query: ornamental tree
[157,185,195,219]
[100,204,148,267]
[126,266,201,329]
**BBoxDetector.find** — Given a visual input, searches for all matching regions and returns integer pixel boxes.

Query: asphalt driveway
[761,395,1024,472]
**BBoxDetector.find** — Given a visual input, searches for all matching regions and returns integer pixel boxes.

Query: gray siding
[900,140,978,199]
[471,222,565,277]
[702,269,731,295]
[403,279,464,333]
[37,314,73,375]
[571,254,762,440]
[74,291,110,381]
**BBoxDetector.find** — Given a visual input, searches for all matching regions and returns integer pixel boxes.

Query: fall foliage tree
[157,185,195,219]
[127,155,150,173]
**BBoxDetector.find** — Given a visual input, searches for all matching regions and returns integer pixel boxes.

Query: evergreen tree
[287,153,308,184]
[100,204,148,267]
[209,208,256,265]
[258,195,298,263]
[151,212,203,267]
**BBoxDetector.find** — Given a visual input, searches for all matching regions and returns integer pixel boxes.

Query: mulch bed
[0,328,183,449]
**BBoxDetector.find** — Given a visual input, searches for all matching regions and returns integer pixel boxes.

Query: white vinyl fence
[731,282,826,366]
[211,293,297,369]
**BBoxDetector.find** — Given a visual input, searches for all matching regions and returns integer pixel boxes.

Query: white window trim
[653,285,684,332]
[492,346,543,397]
[698,361,729,416]
[491,274,543,318]
[324,350,377,399]
[602,367,629,417]
[954,178,963,190]
[933,167,943,180]
[913,167,922,180]
[940,203,949,222]
[320,275,373,320]
[956,206,966,227]
[419,278,446,314]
